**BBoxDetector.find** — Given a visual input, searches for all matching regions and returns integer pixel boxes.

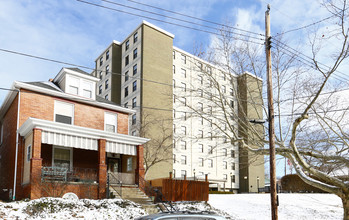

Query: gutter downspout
[13,89,20,200]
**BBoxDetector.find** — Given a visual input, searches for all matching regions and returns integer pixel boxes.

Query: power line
[76,0,264,45]
[100,0,264,41]
[125,0,264,37]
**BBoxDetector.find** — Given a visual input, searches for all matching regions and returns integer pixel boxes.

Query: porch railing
[41,166,98,183]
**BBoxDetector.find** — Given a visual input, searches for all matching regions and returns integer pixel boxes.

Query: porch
[17,118,148,200]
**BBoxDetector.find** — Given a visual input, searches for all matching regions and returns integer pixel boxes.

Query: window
[181,82,186,92]
[181,170,186,178]
[173,110,176,118]
[224,174,228,180]
[132,114,136,125]
[53,147,72,170]
[124,102,128,108]
[173,79,176,88]
[99,71,103,79]
[173,65,175,74]
[125,55,129,66]
[223,161,227,169]
[173,169,176,178]
[198,89,203,97]
[222,85,226,93]
[198,75,203,84]
[133,81,137,92]
[200,117,204,125]
[132,97,137,108]
[132,130,136,136]
[220,147,228,157]
[82,81,92,98]
[199,130,203,138]
[54,101,74,125]
[181,54,186,64]
[133,48,138,59]
[99,56,103,66]
[105,65,110,75]
[182,97,186,106]
[232,162,235,170]
[27,145,31,162]
[196,158,202,168]
[69,85,78,95]
[181,141,186,150]
[209,106,213,115]
[208,146,213,154]
[230,100,234,108]
[208,159,213,168]
[173,95,176,103]
[133,64,137,75]
[230,88,234,96]
[173,154,176,163]
[173,124,176,134]
[106,50,109,60]
[181,126,187,135]
[105,79,109,89]
[134,32,138,43]
[208,132,212,140]
[181,68,186,78]
[127,157,132,171]
[125,71,129,82]
[124,87,128,97]
[173,51,175,59]
[198,144,203,153]
[198,102,203,111]
[231,150,235,158]
[232,175,236,183]
[105,112,117,133]
[184,112,187,120]
[181,155,187,165]
[105,94,109,100]
[207,66,212,74]
[125,40,130,51]
[99,85,102,95]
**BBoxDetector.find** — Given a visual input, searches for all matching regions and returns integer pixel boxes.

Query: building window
[181,82,186,92]
[198,89,203,97]
[125,71,129,82]
[127,157,133,171]
[207,66,212,74]
[230,100,234,108]
[173,124,176,134]
[199,158,204,167]
[124,87,129,97]
[232,175,236,183]
[134,32,138,43]
[124,102,128,108]
[181,54,186,64]
[173,65,175,74]
[133,64,137,75]
[99,71,103,79]
[224,174,228,180]
[181,141,186,150]
[232,162,235,170]
[132,97,137,108]
[223,148,227,156]
[173,154,176,163]
[105,79,109,89]
[99,85,102,95]
[173,79,176,88]
[125,40,130,51]
[132,130,136,136]
[199,75,203,84]
[69,85,78,95]
[173,109,176,118]
[208,132,212,140]
[105,112,117,133]
[133,48,138,59]
[182,97,186,106]
[200,117,204,125]
[53,147,72,170]
[199,130,203,138]
[133,81,137,92]
[105,94,109,100]
[208,159,213,168]
[27,145,31,162]
[99,56,103,66]
[181,126,186,135]
[181,68,186,78]
[173,51,175,59]
[181,155,187,165]
[231,150,235,158]
[54,101,74,125]
[223,161,227,169]
[125,55,129,66]
[198,102,203,111]
[208,146,213,154]
[198,144,203,153]
[181,170,186,178]
[230,88,234,96]
[105,65,110,75]
[222,85,226,93]
[132,114,136,125]
[82,82,92,99]
[106,50,110,60]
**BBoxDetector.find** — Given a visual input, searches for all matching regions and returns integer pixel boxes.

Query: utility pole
[265,5,278,220]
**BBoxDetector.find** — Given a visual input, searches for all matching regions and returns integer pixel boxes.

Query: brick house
[0,67,149,200]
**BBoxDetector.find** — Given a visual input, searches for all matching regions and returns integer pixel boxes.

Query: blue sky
[0,0,345,178]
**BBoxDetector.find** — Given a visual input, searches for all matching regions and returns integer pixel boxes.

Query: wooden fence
[150,177,209,202]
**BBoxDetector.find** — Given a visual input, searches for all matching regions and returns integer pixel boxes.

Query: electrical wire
[76,0,264,45]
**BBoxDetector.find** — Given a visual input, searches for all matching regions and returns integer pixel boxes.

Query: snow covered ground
[0,194,343,219]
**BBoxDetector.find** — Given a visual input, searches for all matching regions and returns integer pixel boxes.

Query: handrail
[137,174,176,212]
[107,172,122,198]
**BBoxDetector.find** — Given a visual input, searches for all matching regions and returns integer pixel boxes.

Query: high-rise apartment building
[92,21,264,192]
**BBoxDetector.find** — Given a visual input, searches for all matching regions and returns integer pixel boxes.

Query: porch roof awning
[18,117,149,156]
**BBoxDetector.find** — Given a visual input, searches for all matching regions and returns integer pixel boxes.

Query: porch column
[98,139,107,199]
[135,145,145,186]
[30,128,43,199]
